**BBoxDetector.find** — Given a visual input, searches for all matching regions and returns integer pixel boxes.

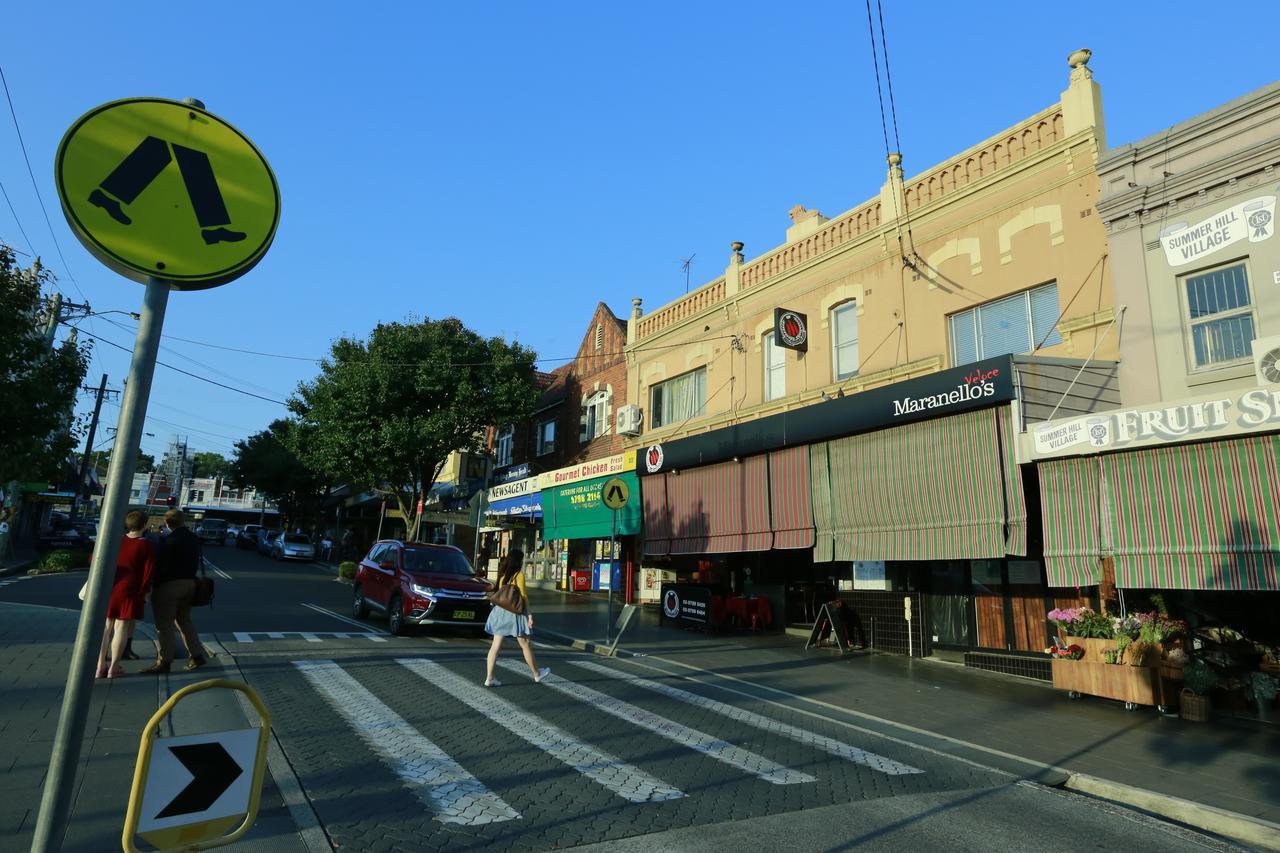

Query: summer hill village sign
[1026,385,1280,461]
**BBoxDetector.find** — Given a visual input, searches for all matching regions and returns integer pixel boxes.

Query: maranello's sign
[1160,195,1275,268]
[892,365,1000,417]
[1030,387,1280,459]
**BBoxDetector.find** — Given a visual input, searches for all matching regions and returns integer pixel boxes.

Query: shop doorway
[927,562,973,648]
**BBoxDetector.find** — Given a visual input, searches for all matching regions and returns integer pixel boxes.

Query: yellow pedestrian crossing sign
[601,477,630,510]
[55,97,280,290]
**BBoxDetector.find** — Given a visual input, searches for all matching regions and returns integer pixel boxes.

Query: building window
[536,418,556,456]
[649,367,707,429]
[1183,262,1255,369]
[949,282,1062,366]
[763,331,786,401]
[495,426,513,467]
[831,301,860,380]
[583,390,609,442]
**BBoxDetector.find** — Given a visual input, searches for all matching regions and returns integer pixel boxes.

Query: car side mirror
[379,560,395,570]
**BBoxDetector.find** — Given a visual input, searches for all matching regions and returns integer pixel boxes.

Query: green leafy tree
[94,449,154,477]
[0,248,90,484]
[231,419,328,527]
[191,451,231,478]
[290,317,539,540]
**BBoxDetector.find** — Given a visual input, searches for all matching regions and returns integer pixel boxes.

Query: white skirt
[485,606,530,637]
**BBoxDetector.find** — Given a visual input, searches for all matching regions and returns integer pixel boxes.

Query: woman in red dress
[95,510,156,679]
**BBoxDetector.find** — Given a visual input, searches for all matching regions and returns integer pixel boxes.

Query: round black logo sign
[778,311,807,348]
[663,589,680,618]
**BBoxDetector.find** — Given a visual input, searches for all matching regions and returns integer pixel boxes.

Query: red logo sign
[645,444,664,473]
[774,307,809,352]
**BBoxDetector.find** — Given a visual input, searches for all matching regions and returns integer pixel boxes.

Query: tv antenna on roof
[680,254,696,293]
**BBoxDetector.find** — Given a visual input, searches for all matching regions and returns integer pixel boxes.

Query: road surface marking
[569,658,923,776]
[495,660,814,786]
[294,660,519,825]
[425,636,447,644]
[226,631,388,644]
[398,658,684,803]
[301,602,381,633]
[211,567,233,580]
[0,575,35,589]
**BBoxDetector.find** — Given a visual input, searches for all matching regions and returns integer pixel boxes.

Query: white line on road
[496,660,814,786]
[399,658,684,803]
[225,631,389,644]
[301,602,380,633]
[294,660,519,825]
[569,658,923,776]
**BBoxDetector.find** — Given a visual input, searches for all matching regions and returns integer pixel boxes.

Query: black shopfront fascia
[640,356,1016,475]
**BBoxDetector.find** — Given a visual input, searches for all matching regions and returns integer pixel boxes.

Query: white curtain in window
[832,303,860,379]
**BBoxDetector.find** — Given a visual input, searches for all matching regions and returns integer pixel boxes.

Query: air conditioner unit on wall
[1253,335,1280,385]
[616,404,643,436]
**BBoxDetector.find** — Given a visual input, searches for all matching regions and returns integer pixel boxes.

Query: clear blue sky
[1,2,1274,467]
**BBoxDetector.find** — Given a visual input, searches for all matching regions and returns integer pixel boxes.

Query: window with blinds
[1183,262,1255,369]
[948,282,1062,367]
[764,332,786,401]
[650,367,707,429]
[831,302,860,380]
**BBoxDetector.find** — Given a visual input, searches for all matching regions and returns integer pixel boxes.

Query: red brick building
[488,302,630,478]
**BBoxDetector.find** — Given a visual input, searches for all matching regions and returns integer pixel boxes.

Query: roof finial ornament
[1067,48,1093,81]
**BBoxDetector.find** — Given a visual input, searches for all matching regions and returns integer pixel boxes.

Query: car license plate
[454,609,475,621]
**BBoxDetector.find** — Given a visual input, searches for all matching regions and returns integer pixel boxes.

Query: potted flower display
[1180,660,1217,722]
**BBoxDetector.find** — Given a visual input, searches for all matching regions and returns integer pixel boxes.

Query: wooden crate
[1051,660,1164,706]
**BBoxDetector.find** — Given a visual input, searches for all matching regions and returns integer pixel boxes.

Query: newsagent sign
[1024,386,1280,461]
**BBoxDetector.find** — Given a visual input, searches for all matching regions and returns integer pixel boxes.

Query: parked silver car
[271,533,315,561]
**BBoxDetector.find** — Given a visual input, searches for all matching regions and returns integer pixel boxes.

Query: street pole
[607,509,617,645]
[31,279,170,853]
[69,373,108,524]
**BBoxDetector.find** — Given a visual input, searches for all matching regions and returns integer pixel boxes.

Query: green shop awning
[1037,455,1101,587]
[811,407,1027,563]
[1104,435,1280,590]
[542,472,641,541]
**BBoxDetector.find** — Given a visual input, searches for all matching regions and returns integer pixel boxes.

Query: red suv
[352,540,493,635]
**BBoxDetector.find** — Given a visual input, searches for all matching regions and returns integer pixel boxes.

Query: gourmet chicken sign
[1160,195,1275,267]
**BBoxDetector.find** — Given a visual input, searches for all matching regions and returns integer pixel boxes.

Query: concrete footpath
[0,601,324,852]
[527,588,1280,850]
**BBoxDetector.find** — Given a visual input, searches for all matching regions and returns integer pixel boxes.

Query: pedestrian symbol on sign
[601,477,630,510]
[90,135,246,246]
[55,97,280,290]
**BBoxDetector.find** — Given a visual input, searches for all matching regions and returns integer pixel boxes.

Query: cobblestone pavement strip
[397,657,685,803]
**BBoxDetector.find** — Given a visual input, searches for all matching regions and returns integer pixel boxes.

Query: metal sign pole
[607,509,617,645]
[31,278,170,853]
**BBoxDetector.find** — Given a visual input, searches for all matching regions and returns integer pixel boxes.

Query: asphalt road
[0,549,1250,852]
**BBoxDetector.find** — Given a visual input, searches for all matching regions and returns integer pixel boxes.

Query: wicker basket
[1179,688,1210,723]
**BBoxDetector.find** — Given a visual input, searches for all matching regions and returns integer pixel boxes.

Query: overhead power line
[0,177,35,256]
[0,64,84,299]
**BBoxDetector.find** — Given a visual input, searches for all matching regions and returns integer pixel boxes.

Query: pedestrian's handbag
[192,551,215,607]
[489,580,525,615]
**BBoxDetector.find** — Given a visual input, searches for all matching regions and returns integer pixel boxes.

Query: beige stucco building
[624,51,1116,444]
[1096,81,1280,405]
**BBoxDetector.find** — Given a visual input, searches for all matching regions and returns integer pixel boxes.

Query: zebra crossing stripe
[569,659,923,776]
[227,631,389,644]
[294,660,519,825]
[398,658,684,804]
[233,632,253,643]
[495,660,814,786]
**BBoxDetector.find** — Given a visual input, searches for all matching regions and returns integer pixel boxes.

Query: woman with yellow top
[483,549,550,687]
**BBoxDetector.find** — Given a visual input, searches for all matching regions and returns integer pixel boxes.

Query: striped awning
[768,446,815,549]
[1037,456,1101,587]
[665,455,773,554]
[809,442,836,563]
[642,475,671,557]
[812,407,1026,562]
[1104,435,1280,590]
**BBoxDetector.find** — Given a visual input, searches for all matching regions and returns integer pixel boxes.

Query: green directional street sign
[55,97,280,290]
